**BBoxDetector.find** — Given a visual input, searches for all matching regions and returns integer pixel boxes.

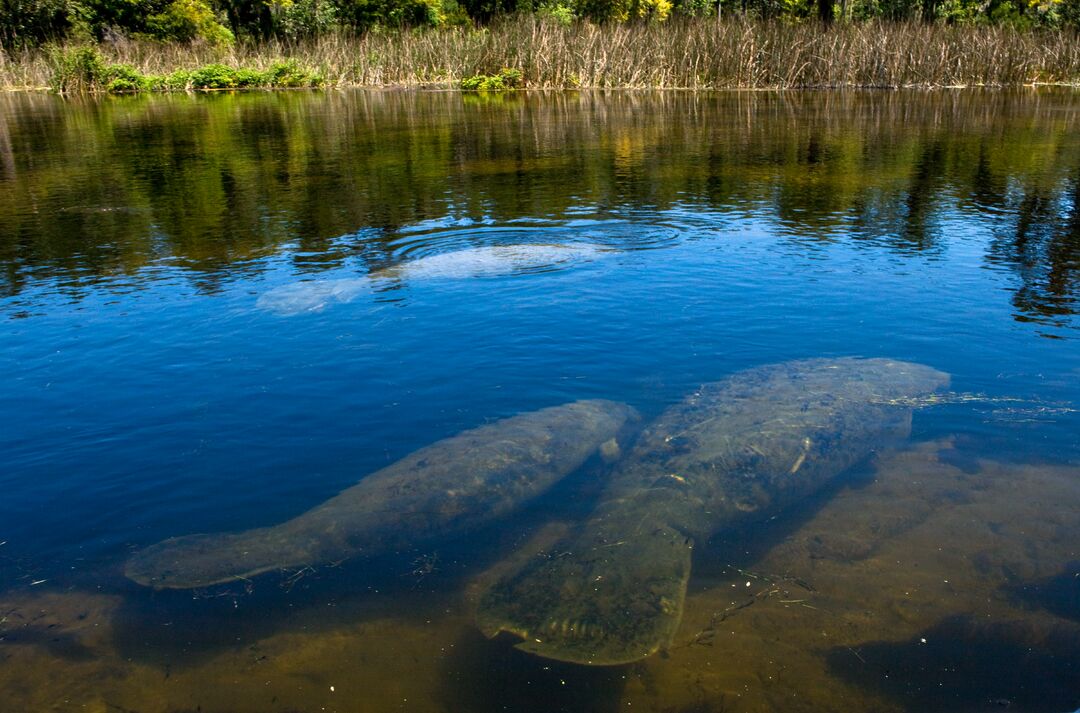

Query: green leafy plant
[104,63,147,92]
[264,59,324,87]
[188,63,265,89]
[537,0,576,23]
[163,69,193,90]
[461,66,523,90]
[48,45,107,92]
[187,63,237,89]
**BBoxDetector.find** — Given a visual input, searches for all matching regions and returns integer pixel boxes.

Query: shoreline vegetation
[3,0,1080,93]
[2,18,1079,93]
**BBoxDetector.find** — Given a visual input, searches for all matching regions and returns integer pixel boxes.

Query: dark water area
[1,89,1079,712]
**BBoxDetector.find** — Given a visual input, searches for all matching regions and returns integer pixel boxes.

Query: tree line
[1,0,1078,50]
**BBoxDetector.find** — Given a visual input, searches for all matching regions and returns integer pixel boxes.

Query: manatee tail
[256,278,370,316]
[125,528,317,589]
[476,521,693,666]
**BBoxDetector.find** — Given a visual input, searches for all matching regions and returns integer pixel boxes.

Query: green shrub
[0,0,70,49]
[105,64,148,92]
[45,44,329,93]
[457,0,530,21]
[144,69,193,90]
[48,44,107,92]
[188,63,262,88]
[265,59,324,87]
[461,66,523,90]
[537,0,576,23]
[233,67,266,86]
[188,63,231,88]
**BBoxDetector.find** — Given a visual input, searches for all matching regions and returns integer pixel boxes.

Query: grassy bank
[3,17,1079,92]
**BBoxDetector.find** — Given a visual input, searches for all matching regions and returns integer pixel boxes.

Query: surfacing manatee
[476,358,950,666]
[126,399,638,589]
[257,244,606,316]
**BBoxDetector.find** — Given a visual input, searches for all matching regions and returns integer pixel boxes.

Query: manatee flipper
[478,504,693,665]
[125,528,322,588]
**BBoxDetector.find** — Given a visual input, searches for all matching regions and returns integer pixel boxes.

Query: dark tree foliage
[0,0,1078,49]
[459,0,530,23]
[0,0,69,47]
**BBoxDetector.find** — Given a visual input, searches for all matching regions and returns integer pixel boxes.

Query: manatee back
[475,358,949,666]
[609,357,948,536]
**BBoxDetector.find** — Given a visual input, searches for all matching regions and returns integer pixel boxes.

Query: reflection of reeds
[3,17,1080,91]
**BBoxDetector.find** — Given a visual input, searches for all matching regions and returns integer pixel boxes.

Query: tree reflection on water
[0,89,1077,329]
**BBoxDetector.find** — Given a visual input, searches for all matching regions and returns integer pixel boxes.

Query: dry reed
[3,17,1079,91]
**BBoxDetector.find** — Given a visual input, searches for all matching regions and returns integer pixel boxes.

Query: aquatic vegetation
[46,46,108,93]
[44,46,324,93]
[187,63,265,89]
[7,18,1078,91]
[263,59,325,87]
[477,358,950,665]
[102,64,146,92]
[126,399,637,588]
[461,67,523,91]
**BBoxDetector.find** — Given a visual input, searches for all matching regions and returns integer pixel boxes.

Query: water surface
[1,89,1079,713]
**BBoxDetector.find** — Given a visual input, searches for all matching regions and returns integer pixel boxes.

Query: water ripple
[257,243,609,316]
[383,214,688,263]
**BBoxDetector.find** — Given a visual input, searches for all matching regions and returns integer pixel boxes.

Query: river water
[1,89,1078,712]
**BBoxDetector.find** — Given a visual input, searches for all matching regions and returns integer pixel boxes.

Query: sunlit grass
[3,17,1080,91]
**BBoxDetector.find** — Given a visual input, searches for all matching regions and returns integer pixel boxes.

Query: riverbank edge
[4,19,1080,93]
[5,81,1080,93]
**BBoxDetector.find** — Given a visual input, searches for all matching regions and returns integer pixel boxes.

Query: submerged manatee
[255,278,369,316]
[126,399,638,589]
[477,358,950,665]
[257,244,606,315]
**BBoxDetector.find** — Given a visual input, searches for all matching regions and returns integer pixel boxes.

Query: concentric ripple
[257,243,605,316]
[256,212,704,316]
[385,215,689,262]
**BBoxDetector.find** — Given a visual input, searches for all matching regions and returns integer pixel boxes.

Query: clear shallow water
[0,89,1079,712]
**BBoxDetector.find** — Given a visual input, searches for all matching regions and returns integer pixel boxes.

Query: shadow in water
[1004,561,1080,623]
[692,456,882,580]
[439,627,627,713]
[826,615,1080,713]
[107,451,620,666]
[0,626,95,662]
[107,546,431,666]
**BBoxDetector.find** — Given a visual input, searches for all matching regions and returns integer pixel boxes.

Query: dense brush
[3,17,1079,91]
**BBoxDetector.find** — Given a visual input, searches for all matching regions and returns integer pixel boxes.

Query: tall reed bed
[3,17,1080,91]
